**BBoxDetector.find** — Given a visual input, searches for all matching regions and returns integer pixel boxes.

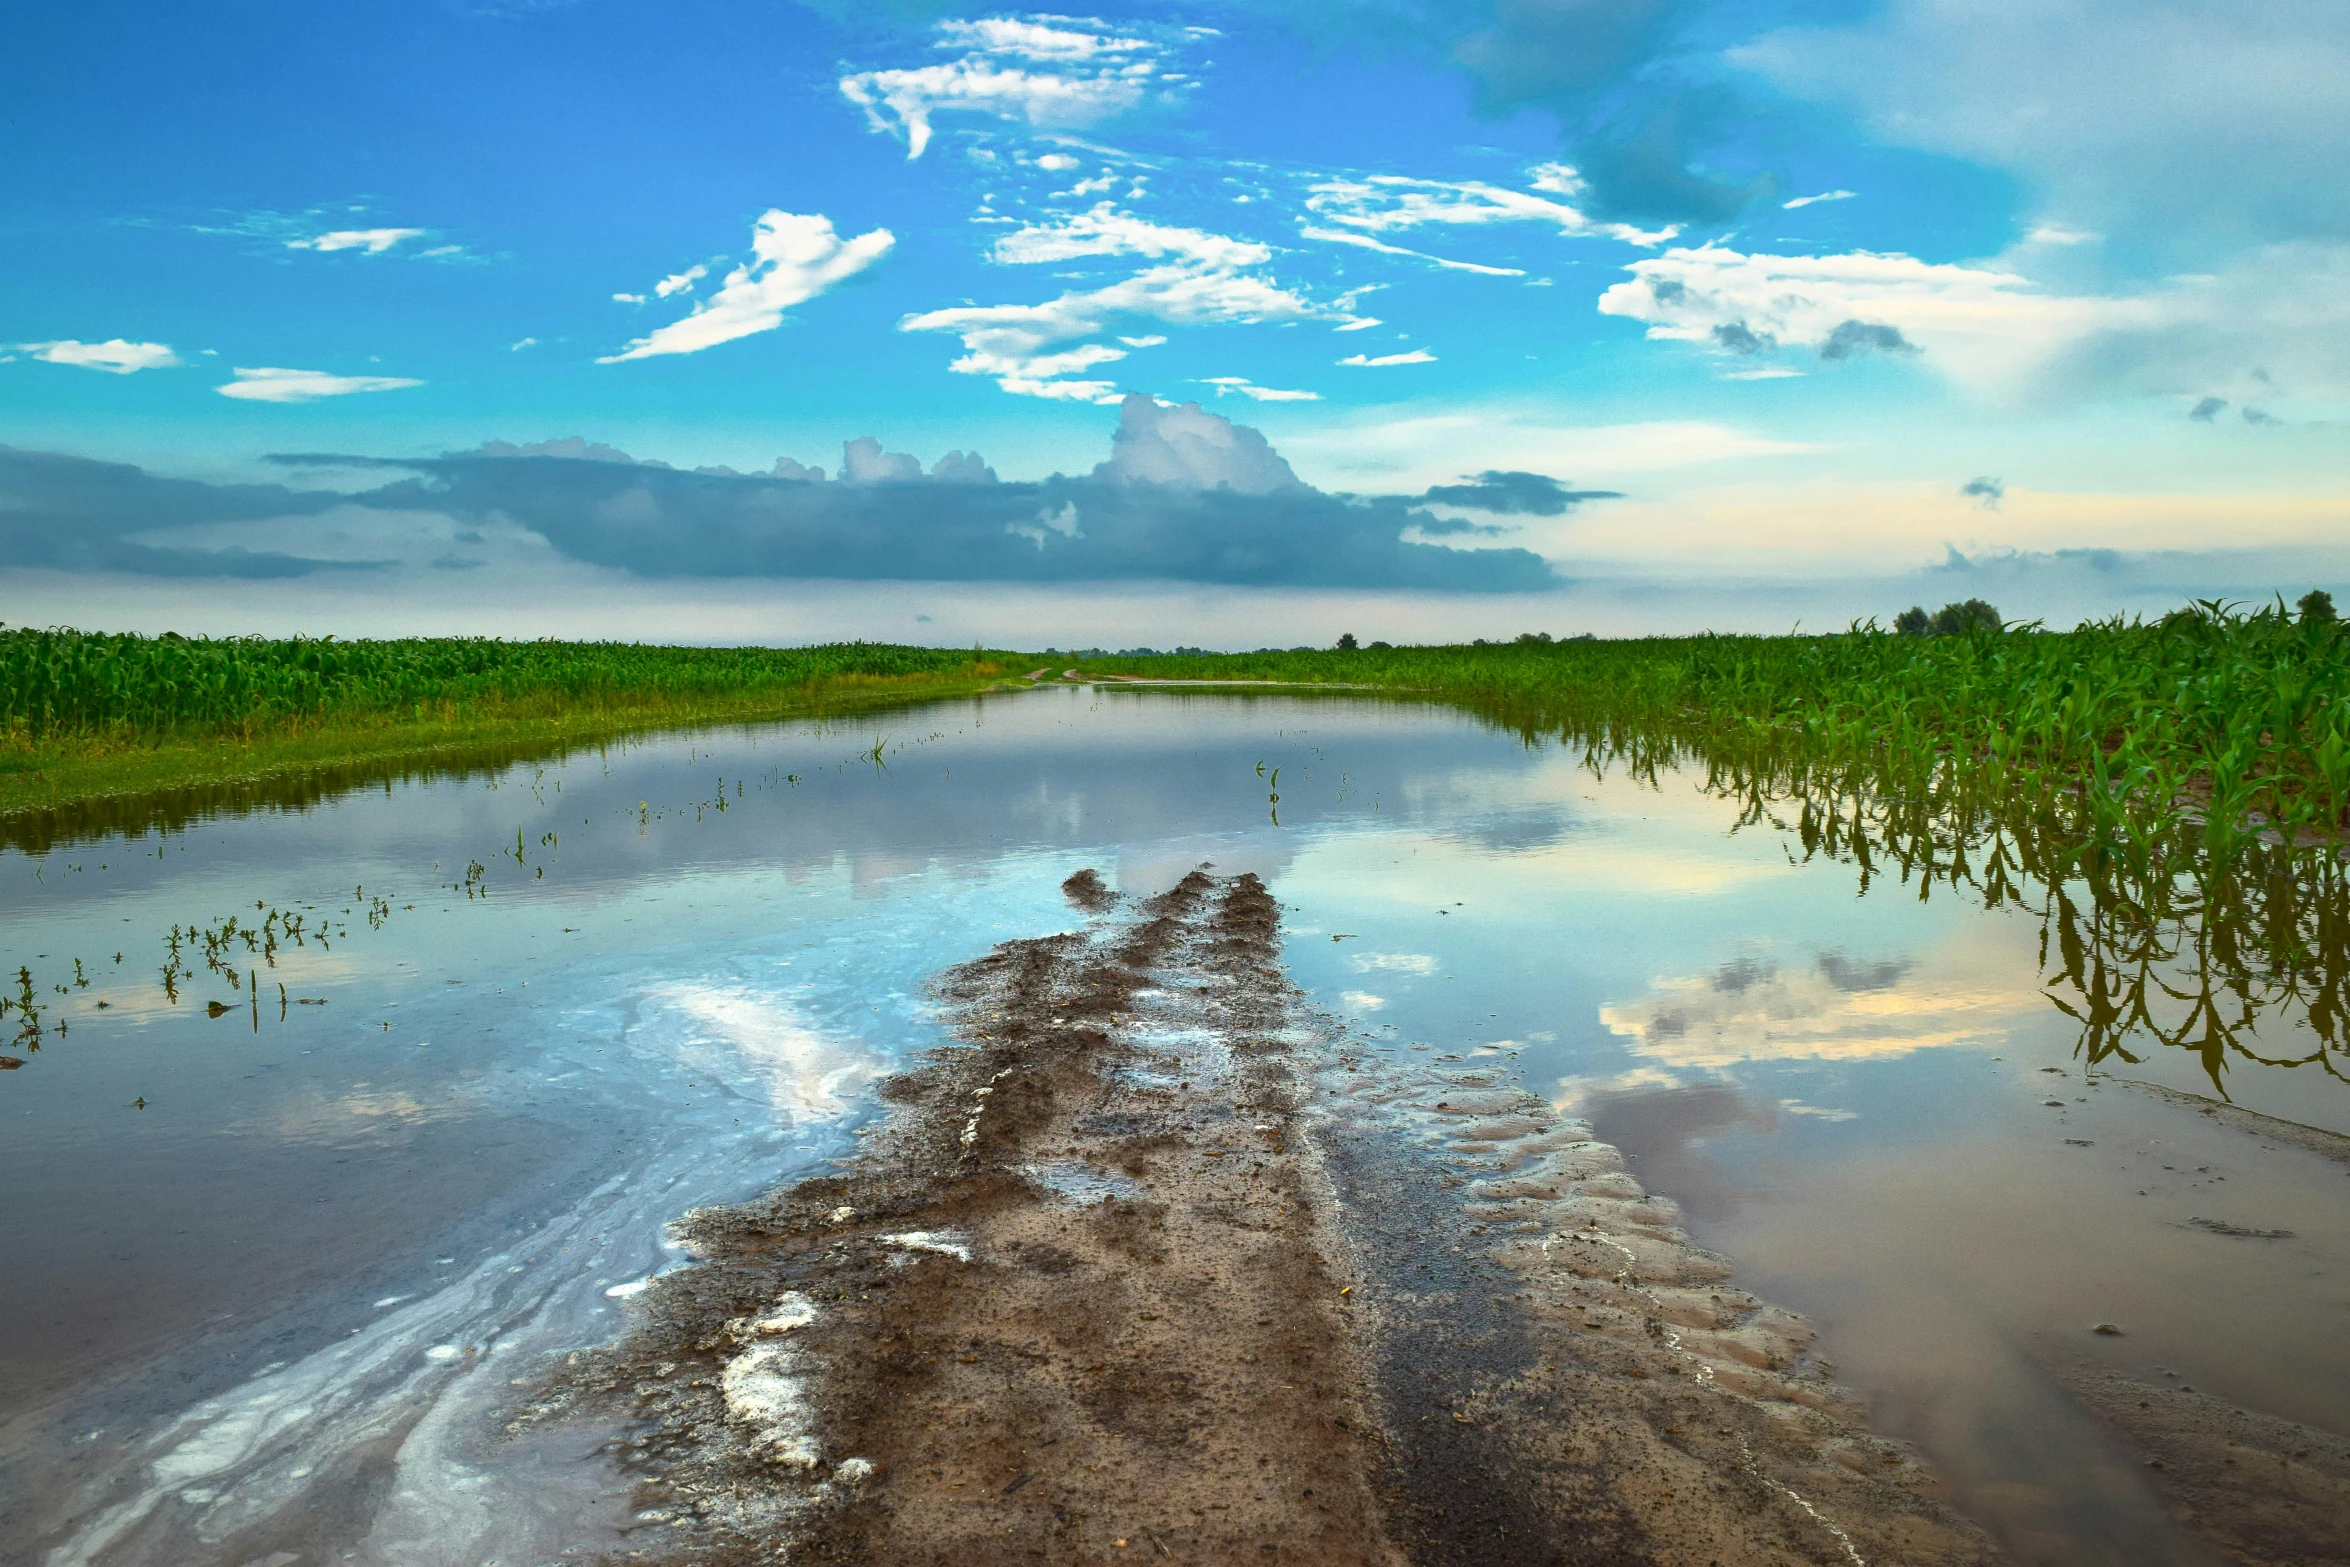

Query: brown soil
[534,870,2004,1565]
[2061,1370,2350,1565]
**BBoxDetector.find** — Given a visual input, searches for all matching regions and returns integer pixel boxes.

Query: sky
[3,0,2346,644]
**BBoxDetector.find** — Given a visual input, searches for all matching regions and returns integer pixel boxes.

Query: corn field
[0,629,995,740]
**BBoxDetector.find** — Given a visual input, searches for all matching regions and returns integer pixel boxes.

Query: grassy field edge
[0,669,1021,821]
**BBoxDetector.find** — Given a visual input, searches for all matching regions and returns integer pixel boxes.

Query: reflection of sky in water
[1276,761,2350,1567]
[4,689,2347,1566]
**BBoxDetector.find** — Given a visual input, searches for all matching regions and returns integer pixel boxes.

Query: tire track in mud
[534,871,2002,1566]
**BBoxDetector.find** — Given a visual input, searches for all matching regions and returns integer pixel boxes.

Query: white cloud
[934,17,1147,61]
[287,228,425,254]
[1781,190,1856,210]
[992,204,1272,270]
[215,367,423,402]
[2025,224,2098,246]
[841,18,1183,159]
[1340,349,1435,366]
[1300,225,1525,277]
[1203,376,1322,402]
[1035,152,1081,172]
[904,204,1327,400]
[17,339,180,374]
[1334,316,1383,332]
[509,337,537,351]
[654,263,709,298]
[601,210,894,363]
[1307,167,1678,249]
[612,292,647,304]
[1596,243,2120,389]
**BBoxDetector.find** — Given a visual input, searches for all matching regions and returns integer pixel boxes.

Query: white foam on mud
[34,873,1079,1567]
[879,1229,974,1262]
[721,1293,822,1469]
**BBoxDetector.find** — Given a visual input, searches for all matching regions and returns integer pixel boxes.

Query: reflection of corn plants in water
[1576,729,2350,1096]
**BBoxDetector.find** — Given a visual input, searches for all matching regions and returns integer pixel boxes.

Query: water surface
[3,688,2344,1565]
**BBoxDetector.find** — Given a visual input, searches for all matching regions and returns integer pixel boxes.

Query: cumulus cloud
[840,16,1186,158]
[1605,237,2350,404]
[654,263,709,298]
[286,228,426,253]
[1094,394,1303,492]
[216,367,424,402]
[1421,471,1623,515]
[1340,349,1436,366]
[601,211,893,363]
[15,339,180,374]
[901,207,1326,401]
[1598,244,2109,388]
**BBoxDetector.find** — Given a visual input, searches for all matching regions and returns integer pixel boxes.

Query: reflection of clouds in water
[1553,1065,1684,1109]
[1347,951,1438,975]
[1600,945,2037,1070]
[1341,989,1388,1012]
[254,1085,467,1148]
[652,983,882,1119]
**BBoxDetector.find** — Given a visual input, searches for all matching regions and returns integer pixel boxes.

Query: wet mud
[537,870,2000,1564]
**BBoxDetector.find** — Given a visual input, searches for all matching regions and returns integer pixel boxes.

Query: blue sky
[4,0,2346,642]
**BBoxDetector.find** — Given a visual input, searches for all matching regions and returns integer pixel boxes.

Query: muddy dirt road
[540,869,2001,1564]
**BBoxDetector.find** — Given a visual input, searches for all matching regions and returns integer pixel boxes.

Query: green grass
[0,629,1018,822]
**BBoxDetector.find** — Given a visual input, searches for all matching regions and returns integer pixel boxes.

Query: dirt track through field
[536,869,2003,1565]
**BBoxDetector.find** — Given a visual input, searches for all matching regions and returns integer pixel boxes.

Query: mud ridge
[530,870,2001,1565]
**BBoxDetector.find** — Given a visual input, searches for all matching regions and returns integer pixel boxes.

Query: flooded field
[2,686,2345,1566]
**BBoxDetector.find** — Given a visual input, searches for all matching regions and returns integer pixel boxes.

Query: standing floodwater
[2,687,2345,1565]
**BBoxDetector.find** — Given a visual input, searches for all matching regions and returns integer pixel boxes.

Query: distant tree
[1893,606,1930,637]
[1336,632,1359,650]
[1369,640,1393,650]
[1515,630,1554,645]
[1927,599,2003,636]
[2299,589,2337,626]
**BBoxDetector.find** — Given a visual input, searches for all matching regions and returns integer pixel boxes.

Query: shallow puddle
[2,686,2344,1563]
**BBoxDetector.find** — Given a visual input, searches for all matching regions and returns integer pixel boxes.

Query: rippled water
[3,687,2344,1565]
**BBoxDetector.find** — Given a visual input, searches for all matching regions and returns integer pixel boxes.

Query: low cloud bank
[5,396,1586,592]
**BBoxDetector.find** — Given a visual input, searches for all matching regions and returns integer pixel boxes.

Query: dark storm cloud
[1819,320,1921,361]
[0,444,383,578]
[1959,476,2005,508]
[1419,470,1624,516]
[0,409,1573,592]
[1709,321,1772,355]
[2189,396,2228,422]
[294,454,1560,590]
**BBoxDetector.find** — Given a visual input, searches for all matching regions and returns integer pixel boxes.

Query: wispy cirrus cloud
[13,339,181,374]
[286,227,426,254]
[1340,349,1436,367]
[840,15,1199,159]
[215,367,424,402]
[601,210,894,363]
[1305,165,1680,251]
[1203,376,1321,402]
